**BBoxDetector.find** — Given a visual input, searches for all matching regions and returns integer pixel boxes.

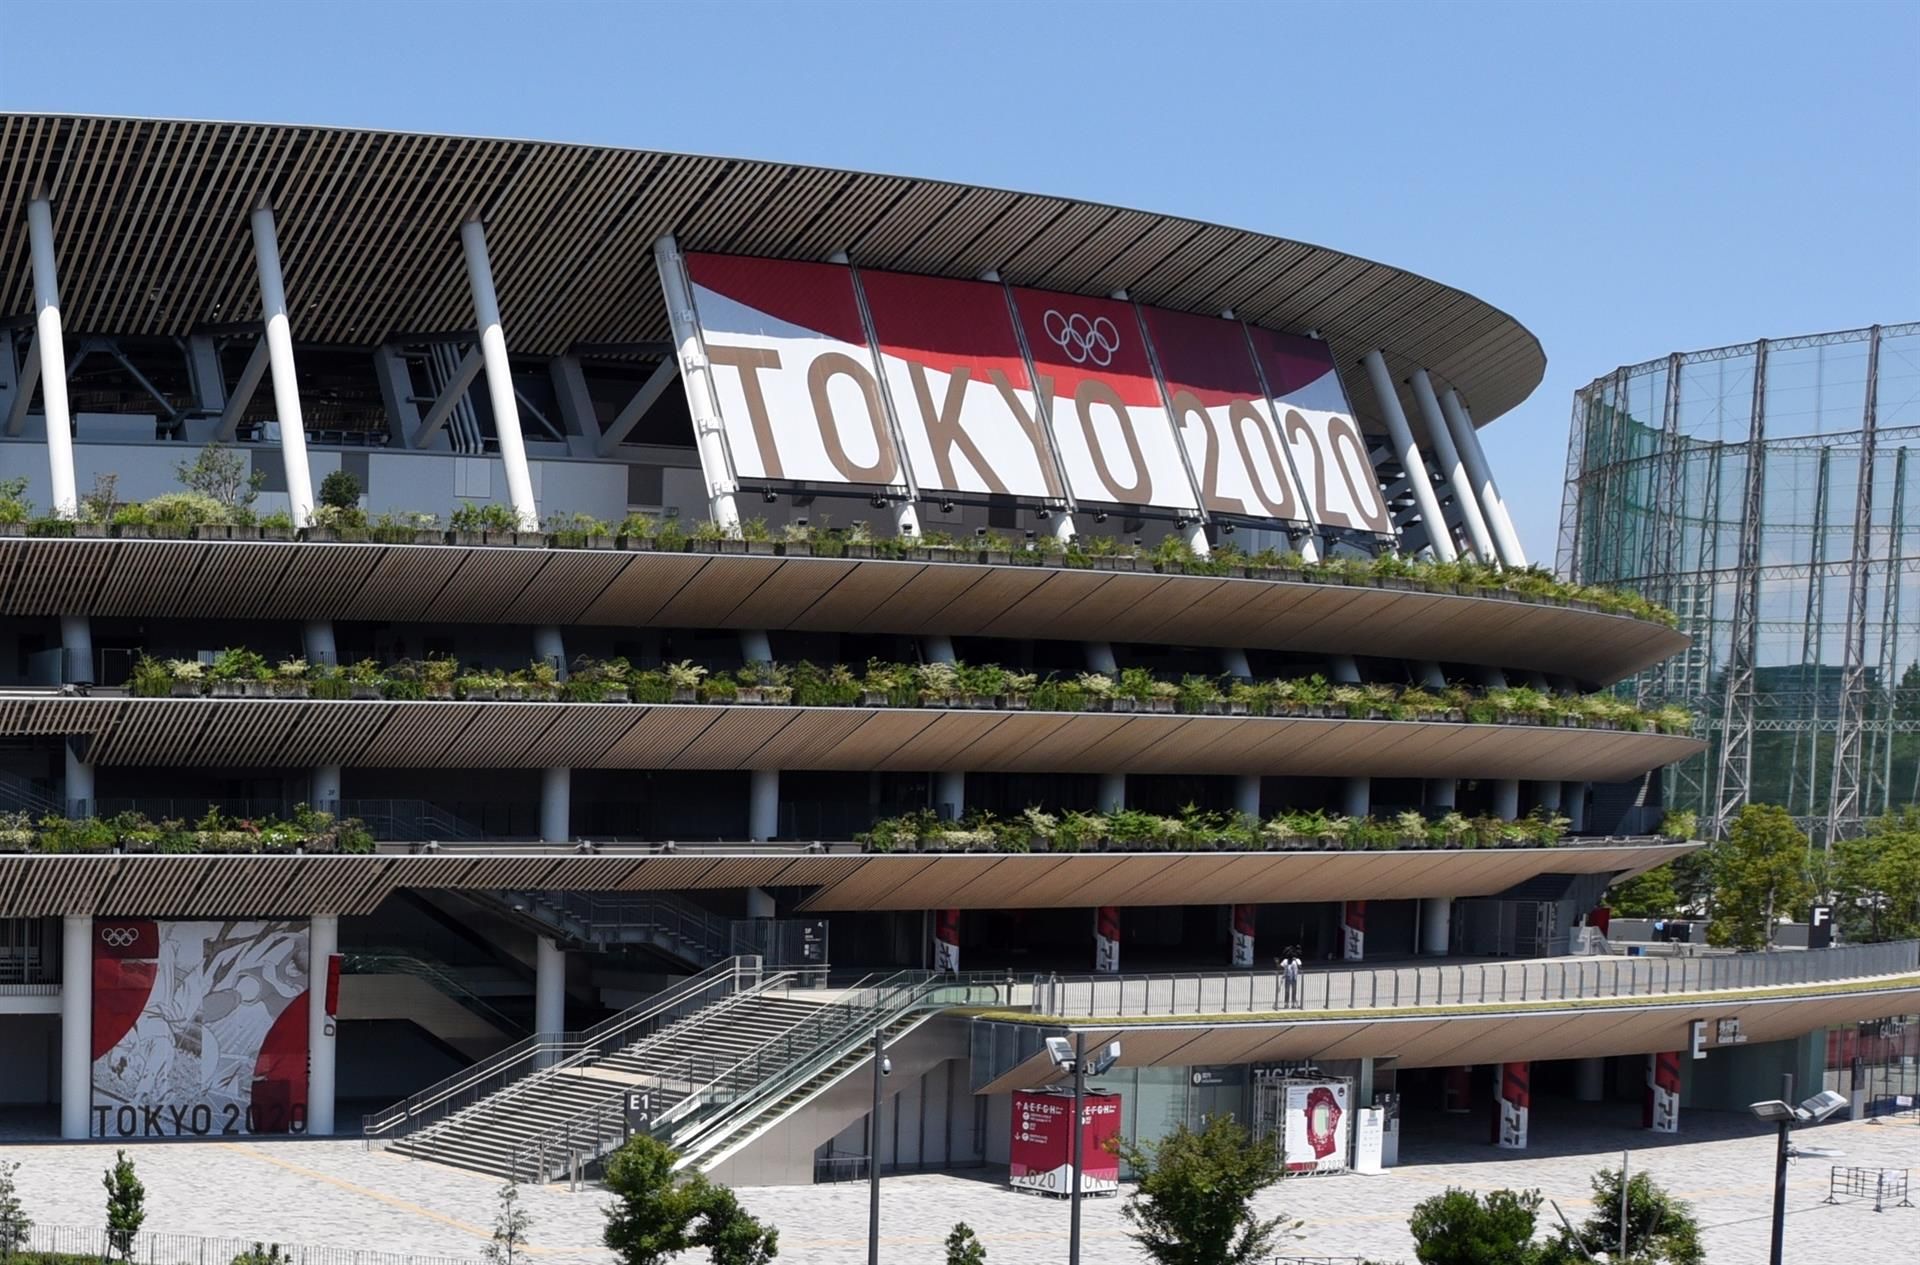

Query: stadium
[0,113,1912,1189]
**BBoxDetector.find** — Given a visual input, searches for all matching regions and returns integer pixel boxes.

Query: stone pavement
[2,1104,1915,1263]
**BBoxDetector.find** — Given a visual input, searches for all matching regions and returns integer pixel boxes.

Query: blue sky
[3,0,1915,561]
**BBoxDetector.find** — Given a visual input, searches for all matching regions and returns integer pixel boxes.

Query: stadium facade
[1561,323,1920,843]
[0,115,1912,1186]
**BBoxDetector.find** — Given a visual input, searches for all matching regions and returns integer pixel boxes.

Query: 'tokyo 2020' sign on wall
[679,252,1392,536]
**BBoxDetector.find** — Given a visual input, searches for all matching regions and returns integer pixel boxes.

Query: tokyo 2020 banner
[91,919,310,1138]
[677,252,1391,537]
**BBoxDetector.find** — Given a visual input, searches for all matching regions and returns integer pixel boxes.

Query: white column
[1361,349,1455,562]
[1049,512,1077,545]
[750,768,779,841]
[1536,781,1563,812]
[1572,1057,1606,1103]
[60,914,91,1139]
[311,764,341,813]
[1343,777,1371,817]
[1566,782,1588,832]
[301,620,336,668]
[534,625,567,677]
[60,614,92,685]
[1409,369,1496,563]
[63,741,93,817]
[935,771,965,819]
[740,629,773,664]
[1419,896,1452,955]
[1084,642,1118,674]
[1098,772,1126,813]
[1220,647,1252,679]
[307,913,338,1136]
[1180,519,1211,556]
[248,203,316,528]
[892,501,923,538]
[460,218,538,530]
[923,635,956,664]
[655,236,742,534]
[1439,387,1527,567]
[540,766,571,842]
[534,935,566,1037]
[27,197,78,518]
[1235,775,1261,820]
[1492,779,1521,821]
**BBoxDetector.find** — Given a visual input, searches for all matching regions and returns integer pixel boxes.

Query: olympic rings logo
[99,927,140,948]
[1042,309,1120,367]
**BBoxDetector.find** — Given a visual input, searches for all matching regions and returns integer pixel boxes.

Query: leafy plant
[1709,802,1814,949]
[483,1181,533,1265]
[318,469,362,512]
[1116,1115,1297,1265]
[449,501,522,533]
[1549,1164,1703,1265]
[0,1158,29,1255]
[945,1222,987,1265]
[103,1149,146,1262]
[174,443,263,509]
[1407,1186,1545,1265]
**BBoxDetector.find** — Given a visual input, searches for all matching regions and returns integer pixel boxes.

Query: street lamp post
[1748,1072,1849,1265]
[868,1027,890,1265]
[1069,1030,1086,1265]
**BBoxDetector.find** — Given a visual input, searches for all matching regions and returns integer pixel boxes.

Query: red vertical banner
[932,909,961,972]
[1442,1065,1472,1113]
[1644,1050,1681,1132]
[324,952,341,1018]
[1493,1062,1530,1149]
[1230,905,1255,968]
[1342,901,1366,961]
[1095,907,1121,973]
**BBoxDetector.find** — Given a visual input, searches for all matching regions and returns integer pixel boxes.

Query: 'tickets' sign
[1010,1089,1122,1195]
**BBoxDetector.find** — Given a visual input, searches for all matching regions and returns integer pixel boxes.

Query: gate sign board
[1010,1088,1122,1195]
[92,918,310,1138]
[858,269,1064,501]
[685,253,904,489]
[1245,327,1392,535]
[1009,287,1202,513]
[1140,305,1309,524]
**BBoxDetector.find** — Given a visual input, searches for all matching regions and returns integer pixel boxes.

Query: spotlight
[940,501,956,514]
[795,517,809,528]
[763,490,778,504]
[1093,512,1108,524]
[1036,507,1051,520]
[974,526,988,538]
[1221,523,1235,535]
[1024,530,1037,542]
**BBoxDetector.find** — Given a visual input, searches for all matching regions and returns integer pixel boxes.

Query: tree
[945,1222,987,1265]
[1115,1115,1297,1265]
[103,1149,145,1262]
[1607,864,1682,918]
[1709,803,1815,949]
[1549,1165,1704,1265]
[1830,808,1920,942]
[1407,1187,1546,1265]
[175,443,264,509]
[484,1181,533,1265]
[318,469,362,511]
[601,1134,776,1265]
[0,1158,30,1254]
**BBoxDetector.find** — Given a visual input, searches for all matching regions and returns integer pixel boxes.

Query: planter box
[0,524,25,537]
[555,535,614,550]
[1108,698,1137,713]
[737,687,768,704]
[1005,695,1030,710]
[845,545,876,559]
[1200,701,1226,715]
[779,542,813,557]
[169,682,203,698]
[242,681,276,698]
[592,686,631,702]
[210,681,247,698]
[744,540,777,556]
[147,525,193,539]
[449,531,486,547]
[425,683,455,700]
[272,682,312,699]
[349,684,382,701]
[617,535,657,551]
[1146,698,1176,714]
[260,527,297,542]
[860,691,891,707]
[1227,701,1249,716]
[303,527,340,542]
[113,525,152,539]
[977,551,1011,565]
[463,687,500,701]
[75,523,110,538]
[669,687,698,704]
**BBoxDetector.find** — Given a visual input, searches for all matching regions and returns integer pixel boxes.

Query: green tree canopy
[1408,1187,1546,1265]
[1709,803,1815,949]
[1830,807,1920,942]
[601,1135,777,1265]
[1116,1115,1298,1265]
[1550,1165,1704,1265]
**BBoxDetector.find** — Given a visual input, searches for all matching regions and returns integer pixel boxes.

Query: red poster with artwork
[1010,1089,1122,1196]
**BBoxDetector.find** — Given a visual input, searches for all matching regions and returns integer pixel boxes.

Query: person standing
[1282,947,1303,1009]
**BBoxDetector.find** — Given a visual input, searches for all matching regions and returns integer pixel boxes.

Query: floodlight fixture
[1748,1099,1794,1123]
[1798,1090,1848,1123]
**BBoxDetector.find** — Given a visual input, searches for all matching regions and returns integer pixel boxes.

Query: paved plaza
[3,1103,1916,1263]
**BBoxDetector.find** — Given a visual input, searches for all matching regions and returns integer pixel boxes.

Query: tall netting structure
[1560,323,1920,844]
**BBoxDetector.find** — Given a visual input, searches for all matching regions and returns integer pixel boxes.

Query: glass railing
[338,949,523,1035]
[511,890,734,961]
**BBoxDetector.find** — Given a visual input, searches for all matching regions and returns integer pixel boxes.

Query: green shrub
[449,501,521,533]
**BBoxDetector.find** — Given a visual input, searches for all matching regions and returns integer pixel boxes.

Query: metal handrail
[1032,940,1920,1019]
[361,956,759,1141]
[513,889,733,958]
[339,949,523,1035]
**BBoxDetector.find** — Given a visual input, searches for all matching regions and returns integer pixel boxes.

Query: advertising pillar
[1094,907,1121,973]
[1643,1050,1681,1133]
[932,909,961,972]
[1230,904,1255,968]
[1010,1089,1121,1196]
[1492,1062,1530,1149]
[1342,901,1366,961]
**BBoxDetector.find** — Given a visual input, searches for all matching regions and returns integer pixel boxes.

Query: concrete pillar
[923,635,956,664]
[1439,387,1527,567]
[308,914,338,1135]
[1361,349,1455,562]
[1427,778,1457,811]
[750,768,779,840]
[59,615,92,685]
[740,629,773,664]
[745,888,776,920]
[1566,783,1588,832]
[27,197,78,518]
[1493,1062,1529,1149]
[1179,518,1211,557]
[63,740,92,818]
[655,235,742,534]
[247,203,317,527]
[1536,780,1563,812]
[1419,896,1452,955]
[934,771,965,820]
[1084,642,1118,674]
[1219,647,1253,679]
[1098,772,1126,813]
[540,766,570,842]
[1343,777,1371,818]
[1328,654,1361,684]
[1049,512,1077,545]
[1492,779,1521,821]
[1235,775,1262,820]
[301,620,336,668]
[311,764,341,814]
[459,218,538,529]
[1409,369,1497,564]
[534,935,566,1036]
[59,913,91,1139]
[1573,1057,1606,1103]
[534,625,567,678]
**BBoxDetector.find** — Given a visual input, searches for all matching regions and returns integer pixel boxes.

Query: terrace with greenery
[0,804,374,855]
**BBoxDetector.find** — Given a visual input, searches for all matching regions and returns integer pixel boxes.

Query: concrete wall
[1681,1031,1826,1113]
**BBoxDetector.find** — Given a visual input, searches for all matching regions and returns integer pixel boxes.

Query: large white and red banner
[686,253,905,489]
[1095,906,1122,973]
[1142,306,1309,524]
[92,918,310,1138]
[1009,288,1201,514]
[1246,328,1393,535]
[859,270,1064,501]
[1010,1089,1122,1195]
